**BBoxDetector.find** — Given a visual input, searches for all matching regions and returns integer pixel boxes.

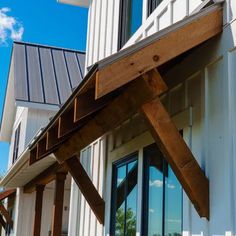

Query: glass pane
[115,165,126,235]
[126,160,138,236]
[165,166,182,236]
[127,0,143,39]
[149,0,163,15]
[112,156,138,236]
[148,163,163,236]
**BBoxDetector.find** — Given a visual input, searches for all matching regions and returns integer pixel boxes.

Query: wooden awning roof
[28,3,223,223]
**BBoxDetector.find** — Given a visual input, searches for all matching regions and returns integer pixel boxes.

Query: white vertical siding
[85,0,203,68]
[69,138,106,236]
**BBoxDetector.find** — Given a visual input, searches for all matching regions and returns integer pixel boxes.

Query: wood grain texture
[0,204,13,227]
[95,7,222,98]
[0,190,16,202]
[141,97,209,219]
[54,70,167,163]
[51,172,67,236]
[33,185,45,236]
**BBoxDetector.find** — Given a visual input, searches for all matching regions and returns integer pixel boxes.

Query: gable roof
[13,42,85,107]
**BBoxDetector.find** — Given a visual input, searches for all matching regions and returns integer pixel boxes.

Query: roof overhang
[24,3,222,222]
[0,148,56,188]
[58,0,89,7]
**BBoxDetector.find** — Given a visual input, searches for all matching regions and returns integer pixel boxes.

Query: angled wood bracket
[140,71,209,219]
[59,155,105,225]
[0,204,13,228]
[0,215,6,230]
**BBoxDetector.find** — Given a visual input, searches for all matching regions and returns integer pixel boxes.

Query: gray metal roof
[13,42,85,107]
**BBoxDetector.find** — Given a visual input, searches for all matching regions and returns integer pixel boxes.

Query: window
[148,0,163,16]
[119,0,143,49]
[110,154,138,236]
[12,123,21,164]
[142,144,182,236]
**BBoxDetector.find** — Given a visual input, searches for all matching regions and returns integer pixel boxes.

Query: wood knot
[153,55,159,62]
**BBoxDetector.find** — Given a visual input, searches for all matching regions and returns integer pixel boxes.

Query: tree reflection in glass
[111,155,138,236]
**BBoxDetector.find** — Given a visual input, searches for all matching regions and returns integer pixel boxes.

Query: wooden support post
[33,185,45,236]
[62,155,105,224]
[51,172,67,236]
[141,97,209,219]
[0,204,13,227]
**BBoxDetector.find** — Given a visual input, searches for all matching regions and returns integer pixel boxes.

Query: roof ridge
[13,41,86,54]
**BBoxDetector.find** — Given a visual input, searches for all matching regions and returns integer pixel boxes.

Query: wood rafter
[54,69,167,162]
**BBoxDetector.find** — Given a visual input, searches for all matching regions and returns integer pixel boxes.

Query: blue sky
[0,0,88,175]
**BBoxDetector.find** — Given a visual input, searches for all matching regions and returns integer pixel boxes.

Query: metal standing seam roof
[13,42,85,107]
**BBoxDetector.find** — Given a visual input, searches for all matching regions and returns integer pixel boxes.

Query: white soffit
[58,0,89,7]
[0,59,16,142]
[0,149,57,188]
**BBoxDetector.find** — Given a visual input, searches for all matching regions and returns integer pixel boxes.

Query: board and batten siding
[85,0,203,68]
[68,138,106,236]
[72,11,236,236]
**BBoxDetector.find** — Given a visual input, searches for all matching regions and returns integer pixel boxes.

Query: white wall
[7,107,56,170]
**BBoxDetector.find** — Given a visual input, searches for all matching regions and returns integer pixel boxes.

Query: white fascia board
[57,0,89,7]
[0,59,16,142]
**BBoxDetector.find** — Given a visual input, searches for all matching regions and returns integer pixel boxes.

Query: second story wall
[85,0,203,68]
[7,106,57,170]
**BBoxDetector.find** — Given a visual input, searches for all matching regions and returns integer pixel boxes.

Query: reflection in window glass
[143,143,182,236]
[165,166,182,236]
[119,0,143,48]
[148,0,163,16]
[111,155,138,236]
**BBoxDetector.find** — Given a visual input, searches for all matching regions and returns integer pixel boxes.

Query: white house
[1,0,236,236]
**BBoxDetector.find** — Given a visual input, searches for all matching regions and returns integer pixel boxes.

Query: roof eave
[57,0,89,7]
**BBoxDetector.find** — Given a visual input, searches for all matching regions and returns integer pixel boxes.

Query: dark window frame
[148,0,163,16]
[142,142,183,236]
[12,123,21,164]
[118,0,143,50]
[110,152,138,236]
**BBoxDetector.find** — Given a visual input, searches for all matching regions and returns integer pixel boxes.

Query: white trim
[57,0,89,7]
[15,100,60,112]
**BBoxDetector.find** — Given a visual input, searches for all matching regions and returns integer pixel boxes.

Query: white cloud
[149,179,163,188]
[149,208,155,213]
[167,183,175,189]
[0,7,24,45]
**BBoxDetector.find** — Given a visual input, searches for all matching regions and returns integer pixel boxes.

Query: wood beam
[0,204,13,227]
[51,172,67,236]
[54,69,167,163]
[0,215,6,230]
[95,6,222,98]
[24,163,63,193]
[61,155,105,224]
[141,97,209,219]
[33,185,45,236]
[0,189,16,202]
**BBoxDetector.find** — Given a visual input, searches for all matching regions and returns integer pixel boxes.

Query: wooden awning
[29,3,223,223]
